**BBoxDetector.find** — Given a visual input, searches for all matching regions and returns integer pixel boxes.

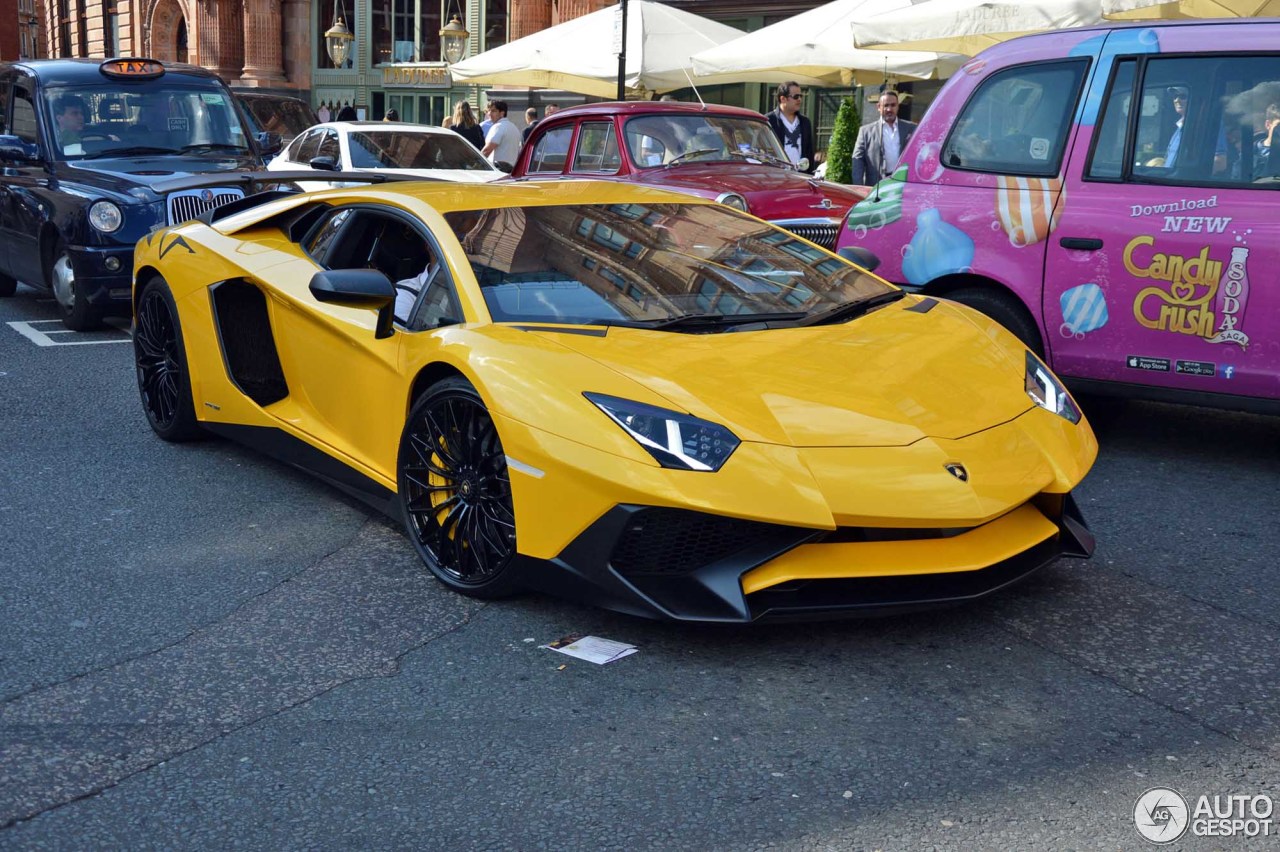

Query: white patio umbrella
[691,0,967,87]
[447,1,767,99]
[851,0,1114,56]
[1103,0,1280,18]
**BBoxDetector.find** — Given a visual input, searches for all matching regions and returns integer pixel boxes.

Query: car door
[265,203,436,477]
[1043,24,1280,403]
[4,73,48,287]
[0,70,13,278]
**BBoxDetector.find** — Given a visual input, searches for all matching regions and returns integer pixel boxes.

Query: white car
[267,121,502,187]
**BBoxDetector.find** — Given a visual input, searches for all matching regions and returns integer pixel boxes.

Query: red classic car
[510,102,866,249]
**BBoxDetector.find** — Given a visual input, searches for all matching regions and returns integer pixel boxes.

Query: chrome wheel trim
[51,253,76,311]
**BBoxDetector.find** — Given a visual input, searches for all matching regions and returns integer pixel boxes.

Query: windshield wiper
[664,148,721,167]
[796,291,905,327]
[84,145,180,159]
[641,311,807,331]
[725,148,793,169]
[180,143,251,154]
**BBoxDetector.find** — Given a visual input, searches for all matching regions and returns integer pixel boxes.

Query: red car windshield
[623,114,791,169]
[444,202,894,328]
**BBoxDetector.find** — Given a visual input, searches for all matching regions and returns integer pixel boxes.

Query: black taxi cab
[0,57,281,329]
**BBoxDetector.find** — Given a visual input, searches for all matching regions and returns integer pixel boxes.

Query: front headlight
[585,393,740,471]
[716,192,749,213]
[89,200,123,233]
[1025,351,1081,424]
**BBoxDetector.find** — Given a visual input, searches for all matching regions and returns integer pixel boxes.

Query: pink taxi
[836,19,1280,413]
[512,102,867,250]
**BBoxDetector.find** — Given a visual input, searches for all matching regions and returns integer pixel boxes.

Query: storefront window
[483,0,507,51]
[371,0,442,64]
[317,0,357,69]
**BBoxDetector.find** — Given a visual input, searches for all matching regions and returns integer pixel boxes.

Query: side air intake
[210,279,289,407]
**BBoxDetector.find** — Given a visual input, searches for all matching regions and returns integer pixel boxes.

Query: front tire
[946,286,1043,355]
[398,377,520,598]
[49,241,103,331]
[134,276,202,442]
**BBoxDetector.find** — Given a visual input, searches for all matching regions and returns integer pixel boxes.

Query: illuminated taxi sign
[100,58,165,80]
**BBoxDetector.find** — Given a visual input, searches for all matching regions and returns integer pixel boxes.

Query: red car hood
[627,164,866,220]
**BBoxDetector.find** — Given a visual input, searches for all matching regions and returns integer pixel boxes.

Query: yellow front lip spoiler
[741,502,1058,595]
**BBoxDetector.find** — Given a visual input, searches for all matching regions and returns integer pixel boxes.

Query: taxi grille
[777,222,838,249]
[167,188,246,225]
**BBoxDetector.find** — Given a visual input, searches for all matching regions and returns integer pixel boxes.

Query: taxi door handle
[1060,237,1103,251]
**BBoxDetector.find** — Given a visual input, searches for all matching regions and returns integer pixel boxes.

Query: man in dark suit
[765,81,816,174]
[851,90,918,185]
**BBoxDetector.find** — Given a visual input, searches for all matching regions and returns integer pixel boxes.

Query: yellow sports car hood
[538,298,1035,447]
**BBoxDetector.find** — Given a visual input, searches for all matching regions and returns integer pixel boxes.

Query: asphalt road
[2,285,1278,850]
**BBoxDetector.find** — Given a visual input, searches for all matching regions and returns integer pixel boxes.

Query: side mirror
[309,269,396,338]
[838,246,881,273]
[494,160,515,174]
[0,135,41,163]
[796,157,810,173]
[308,154,339,171]
[256,131,283,157]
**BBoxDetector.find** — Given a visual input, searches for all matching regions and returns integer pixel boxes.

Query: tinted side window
[0,80,9,134]
[12,84,38,144]
[316,130,340,162]
[942,59,1088,177]
[572,122,621,173]
[528,126,572,173]
[285,132,307,162]
[1131,55,1280,188]
[305,208,352,262]
[1086,60,1137,180]
[297,129,322,162]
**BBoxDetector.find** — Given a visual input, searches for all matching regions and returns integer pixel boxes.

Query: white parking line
[7,319,132,346]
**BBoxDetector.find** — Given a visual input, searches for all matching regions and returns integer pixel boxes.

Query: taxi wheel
[397,377,521,599]
[946,286,1043,356]
[134,276,202,442]
[49,242,104,331]
[0,274,15,298]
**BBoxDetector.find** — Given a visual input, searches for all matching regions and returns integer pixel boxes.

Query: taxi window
[12,83,37,144]
[0,83,8,134]
[572,122,621,173]
[942,60,1088,177]
[1129,55,1280,188]
[528,126,572,173]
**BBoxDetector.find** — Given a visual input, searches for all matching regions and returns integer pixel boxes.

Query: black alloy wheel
[398,377,520,598]
[134,277,201,442]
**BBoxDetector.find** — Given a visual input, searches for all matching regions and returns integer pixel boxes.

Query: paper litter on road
[540,634,638,665]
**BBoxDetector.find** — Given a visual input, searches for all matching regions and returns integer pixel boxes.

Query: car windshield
[443,202,894,328]
[623,114,790,169]
[43,84,250,161]
[347,130,494,171]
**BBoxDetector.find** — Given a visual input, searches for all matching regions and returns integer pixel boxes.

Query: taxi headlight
[716,192,749,213]
[585,393,739,471]
[89,201,123,233]
[1025,351,1081,424]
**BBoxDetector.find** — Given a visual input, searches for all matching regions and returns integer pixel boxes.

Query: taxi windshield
[43,84,250,161]
[443,202,895,329]
[623,114,790,169]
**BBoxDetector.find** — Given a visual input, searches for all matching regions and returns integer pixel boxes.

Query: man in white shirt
[481,100,522,171]
[851,90,918,186]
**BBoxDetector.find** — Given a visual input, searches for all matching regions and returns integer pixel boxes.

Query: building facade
[2,0,46,60]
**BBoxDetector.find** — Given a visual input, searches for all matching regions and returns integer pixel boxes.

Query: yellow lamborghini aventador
[132,179,1097,622]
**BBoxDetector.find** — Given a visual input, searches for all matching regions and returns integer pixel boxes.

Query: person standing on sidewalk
[766,81,815,174]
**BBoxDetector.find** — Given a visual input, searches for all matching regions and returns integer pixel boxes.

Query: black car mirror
[308,155,339,171]
[309,269,396,338]
[256,131,283,157]
[838,246,881,273]
[0,135,41,163]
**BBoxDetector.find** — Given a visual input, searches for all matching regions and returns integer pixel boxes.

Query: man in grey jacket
[851,90,917,185]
